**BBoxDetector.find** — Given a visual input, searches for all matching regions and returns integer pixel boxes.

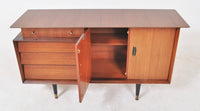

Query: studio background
[0,0,199,111]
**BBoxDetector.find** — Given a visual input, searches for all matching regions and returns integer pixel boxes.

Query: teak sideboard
[11,9,189,102]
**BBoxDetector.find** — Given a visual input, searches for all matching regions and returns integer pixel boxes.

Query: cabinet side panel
[13,41,25,82]
[168,28,180,83]
[127,28,176,80]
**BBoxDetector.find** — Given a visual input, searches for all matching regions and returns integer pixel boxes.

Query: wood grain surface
[168,28,180,83]
[22,28,84,37]
[92,59,126,79]
[91,33,127,45]
[18,42,75,52]
[91,45,127,59]
[13,42,25,82]
[11,9,189,28]
[14,33,79,42]
[75,29,92,102]
[24,65,77,80]
[127,28,176,80]
[21,53,76,65]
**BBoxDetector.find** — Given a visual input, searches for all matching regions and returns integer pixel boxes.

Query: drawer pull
[31,31,35,34]
[69,31,73,35]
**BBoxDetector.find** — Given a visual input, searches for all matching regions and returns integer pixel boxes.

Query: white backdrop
[0,0,200,111]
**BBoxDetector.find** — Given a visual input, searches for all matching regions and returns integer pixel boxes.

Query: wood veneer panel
[21,53,76,65]
[14,33,79,42]
[22,28,84,37]
[24,79,77,84]
[91,33,127,45]
[127,28,176,80]
[91,45,127,59]
[13,41,25,82]
[92,59,126,79]
[24,65,76,80]
[75,29,91,103]
[11,9,189,28]
[90,79,169,84]
[24,79,168,84]
[18,42,75,52]
[168,28,180,83]
[91,28,128,34]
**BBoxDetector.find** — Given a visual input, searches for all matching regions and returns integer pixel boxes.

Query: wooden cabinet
[11,9,189,102]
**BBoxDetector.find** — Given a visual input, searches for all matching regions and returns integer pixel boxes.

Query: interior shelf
[91,33,127,45]
[91,59,127,79]
[91,28,128,80]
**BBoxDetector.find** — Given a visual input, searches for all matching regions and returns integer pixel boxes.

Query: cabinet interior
[90,28,128,80]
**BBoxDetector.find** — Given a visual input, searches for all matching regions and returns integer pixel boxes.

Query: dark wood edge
[167,28,180,83]
[24,79,77,84]
[13,40,25,83]
[11,26,189,28]
[126,28,131,78]
[23,79,169,84]
[90,79,170,84]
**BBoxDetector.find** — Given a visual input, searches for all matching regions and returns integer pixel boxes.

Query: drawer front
[24,65,77,80]
[21,53,76,65]
[22,28,84,37]
[18,42,75,52]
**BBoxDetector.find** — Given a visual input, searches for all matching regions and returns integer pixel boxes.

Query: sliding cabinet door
[127,28,177,82]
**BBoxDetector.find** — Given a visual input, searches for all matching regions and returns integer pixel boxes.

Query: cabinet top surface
[11,9,189,28]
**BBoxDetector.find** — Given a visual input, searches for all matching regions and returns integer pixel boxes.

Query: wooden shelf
[92,59,126,79]
[91,33,127,45]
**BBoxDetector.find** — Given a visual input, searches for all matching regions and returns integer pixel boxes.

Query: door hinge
[78,49,80,54]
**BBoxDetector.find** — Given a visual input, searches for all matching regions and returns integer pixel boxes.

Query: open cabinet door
[75,29,91,103]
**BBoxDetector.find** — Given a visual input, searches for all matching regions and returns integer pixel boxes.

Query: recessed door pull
[132,46,136,56]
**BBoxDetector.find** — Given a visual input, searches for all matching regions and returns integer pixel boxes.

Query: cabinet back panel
[127,28,176,80]
[91,28,128,34]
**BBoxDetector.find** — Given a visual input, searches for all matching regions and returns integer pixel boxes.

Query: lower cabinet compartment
[91,59,126,79]
[24,65,77,80]
[91,28,128,79]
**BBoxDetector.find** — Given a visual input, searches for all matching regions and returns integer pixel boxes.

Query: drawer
[24,65,77,80]
[22,28,84,37]
[21,53,76,65]
[18,42,75,52]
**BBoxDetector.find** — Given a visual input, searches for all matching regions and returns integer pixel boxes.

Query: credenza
[11,9,189,102]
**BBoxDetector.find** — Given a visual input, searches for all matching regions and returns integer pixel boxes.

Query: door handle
[132,46,136,56]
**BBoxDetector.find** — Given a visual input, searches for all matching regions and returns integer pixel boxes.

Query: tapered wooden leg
[136,84,141,100]
[52,84,58,99]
